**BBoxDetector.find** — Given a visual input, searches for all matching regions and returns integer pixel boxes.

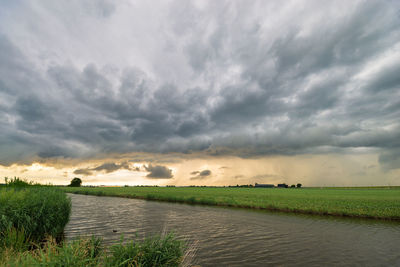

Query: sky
[0,0,400,186]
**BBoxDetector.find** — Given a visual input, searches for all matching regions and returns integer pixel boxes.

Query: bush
[297,183,302,188]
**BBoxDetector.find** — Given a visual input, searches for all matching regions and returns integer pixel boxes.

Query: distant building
[277,183,288,188]
[255,183,274,188]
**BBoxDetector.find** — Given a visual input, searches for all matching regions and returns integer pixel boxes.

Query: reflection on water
[65,194,400,267]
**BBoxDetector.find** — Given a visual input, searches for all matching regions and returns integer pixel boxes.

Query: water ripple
[65,194,400,267]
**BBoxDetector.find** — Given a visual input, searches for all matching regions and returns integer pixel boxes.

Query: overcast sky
[1,0,400,185]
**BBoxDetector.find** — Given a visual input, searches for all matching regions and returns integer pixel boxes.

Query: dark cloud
[190,169,212,180]
[200,170,211,176]
[379,149,400,172]
[73,168,93,176]
[92,162,130,173]
[0,1,400,171]
[73,162,133,176]
[145,164,173,179]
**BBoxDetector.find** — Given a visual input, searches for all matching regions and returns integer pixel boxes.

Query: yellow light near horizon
[26,163,53,171]
[27,163,44,171]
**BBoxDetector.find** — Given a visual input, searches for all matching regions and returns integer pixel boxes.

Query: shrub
[296,183,302,188]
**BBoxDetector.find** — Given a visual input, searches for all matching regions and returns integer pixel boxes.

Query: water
[65,194,400,266]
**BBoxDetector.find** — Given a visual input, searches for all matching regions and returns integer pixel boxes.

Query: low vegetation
[1,234,185,267]
[0,179,71,244]
[62,186,400,220]
[105,233,184,267]
[0,178,186,266]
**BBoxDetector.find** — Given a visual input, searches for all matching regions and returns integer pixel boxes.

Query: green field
[62,186,400,220]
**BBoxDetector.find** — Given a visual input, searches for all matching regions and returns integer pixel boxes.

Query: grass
[1,236,103,267]
[61,186,400,220]
[1,234,185,267]
[0,186,71,245]
[0,178,186,266]
[105,233,184,267]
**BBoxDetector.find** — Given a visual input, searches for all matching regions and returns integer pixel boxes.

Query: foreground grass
[1,233,184,267]
[62,186,400,220]
[0,186,71,245]
[0,179,186,266]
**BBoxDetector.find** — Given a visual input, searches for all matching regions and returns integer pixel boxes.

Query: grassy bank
[0,185,71,245]
[0,179,186,266]
[62,186,400,220]
[1,233,185,267]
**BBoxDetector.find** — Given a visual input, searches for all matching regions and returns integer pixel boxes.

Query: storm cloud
[190,169,212,180]
[0,1,400,171]
[145,164,173,179]
[73,162,133,175]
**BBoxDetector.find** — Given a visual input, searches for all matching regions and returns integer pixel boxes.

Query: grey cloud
[200,170,211,176]
[92,162,130,173]
[145,164,173,179]
[73,168,93,176]
[190,169,212,180]
[73,162,132,176]
[0,1,400,171]
[379,149,400,171]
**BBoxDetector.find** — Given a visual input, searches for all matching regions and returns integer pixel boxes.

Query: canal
[65,193,400,266]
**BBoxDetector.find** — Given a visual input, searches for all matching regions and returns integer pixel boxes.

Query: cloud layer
[0,0,400,171]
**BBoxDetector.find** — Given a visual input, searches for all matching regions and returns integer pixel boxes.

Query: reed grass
[105,233,184,267]
[0,186,71,244]
[1,234,185,267]
[1,236,103,267]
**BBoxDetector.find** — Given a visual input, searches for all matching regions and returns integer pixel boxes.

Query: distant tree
[69,177,82,187]
[296,183,302,188]
[290,184,296,188]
